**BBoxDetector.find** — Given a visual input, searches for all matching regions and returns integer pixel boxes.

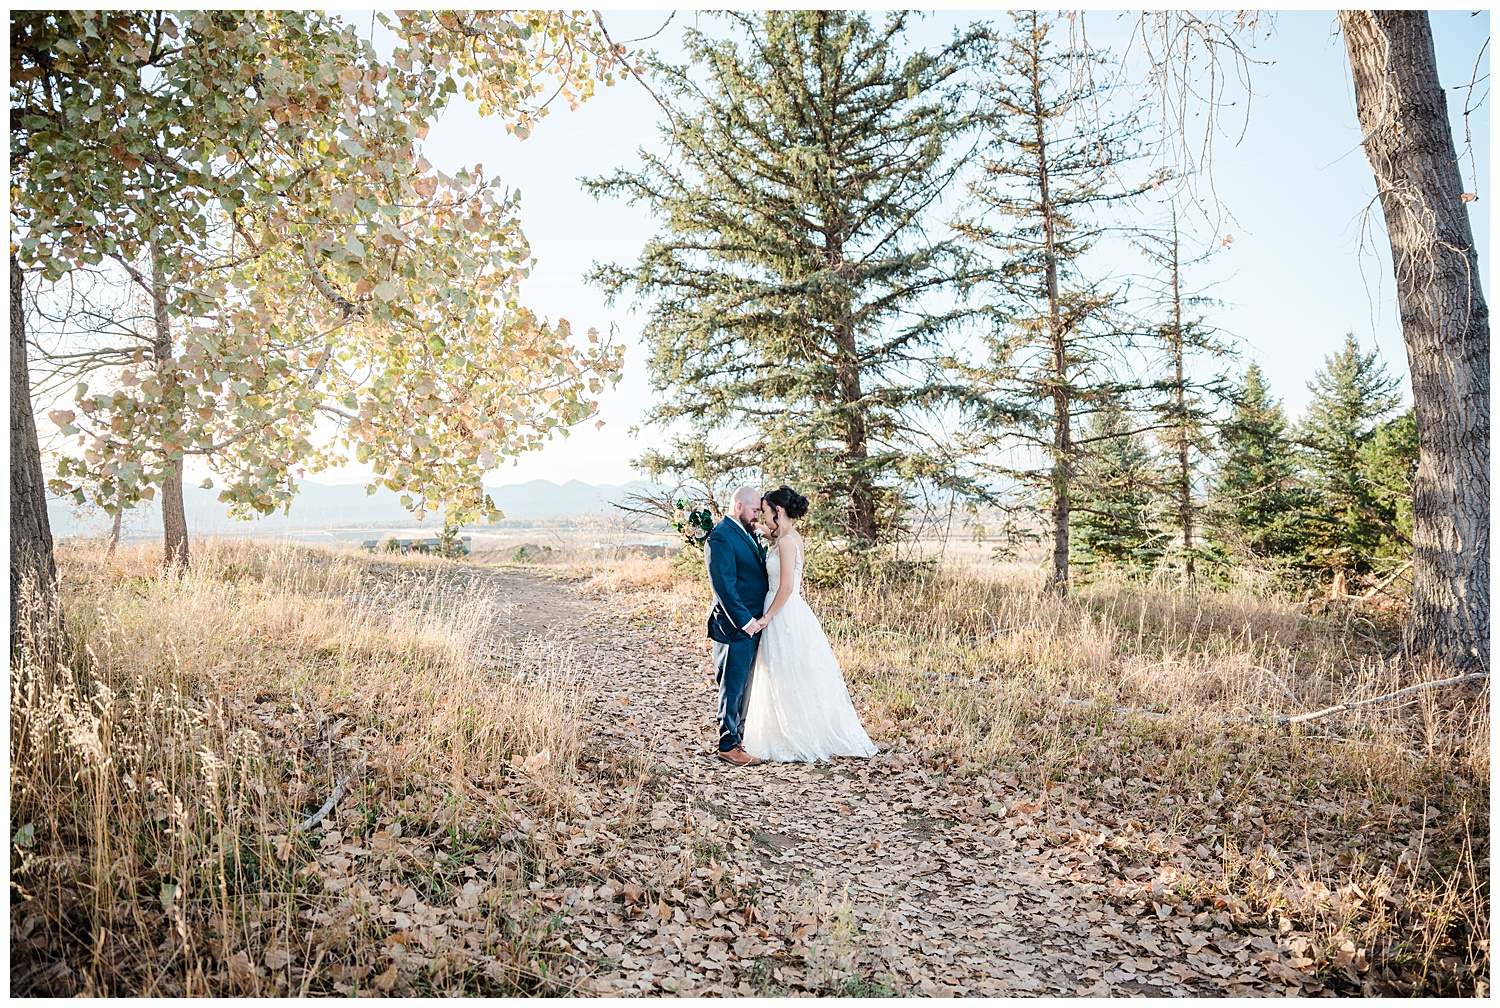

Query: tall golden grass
[11,539,587,996]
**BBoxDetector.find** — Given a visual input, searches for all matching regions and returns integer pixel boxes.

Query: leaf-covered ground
[15,545,1481,996]
[479,566,1336,996]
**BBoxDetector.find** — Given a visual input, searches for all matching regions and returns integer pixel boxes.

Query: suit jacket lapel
[724,518,765,566]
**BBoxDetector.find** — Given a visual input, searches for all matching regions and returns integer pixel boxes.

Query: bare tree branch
[1279,672,1487,725]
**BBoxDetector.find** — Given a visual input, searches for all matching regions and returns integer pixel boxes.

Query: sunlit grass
[12,538,1485,996]
[575,547,1488,996]
[11,539,587,996]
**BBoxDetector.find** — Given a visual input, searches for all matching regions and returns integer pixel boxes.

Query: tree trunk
[825,216,878,549]
[833,319,876,549]
[1340,11,1489,670]
[106,486,124,560]
[10,253,61,644]
[1029,19,1071,597]
[151,246,189,569]
[1169,217,1195,587]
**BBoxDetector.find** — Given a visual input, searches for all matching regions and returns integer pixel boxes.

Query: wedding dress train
[742,537,878,763]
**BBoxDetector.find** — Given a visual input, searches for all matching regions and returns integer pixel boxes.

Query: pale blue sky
[320,8,1490,488]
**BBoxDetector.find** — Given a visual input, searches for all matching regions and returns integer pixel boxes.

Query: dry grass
[568,549,1489,997]
[12,538,1486,996]
[11,539,592,996]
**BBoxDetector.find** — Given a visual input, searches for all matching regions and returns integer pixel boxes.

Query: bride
[741,486,878,763]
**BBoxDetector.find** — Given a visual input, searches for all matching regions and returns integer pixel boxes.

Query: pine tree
[1362,407,1419,558]
[1071,406,1166,572]
[1136,211,1231,586]
[954,10,1160,595]
[587,12,983,549]
[1297,333,1403,578]
[1207,363,1313,567]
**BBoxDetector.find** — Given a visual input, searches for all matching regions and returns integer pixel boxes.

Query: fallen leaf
[373,963,399,992]
[227,950,259,993]
[522,749,551,773]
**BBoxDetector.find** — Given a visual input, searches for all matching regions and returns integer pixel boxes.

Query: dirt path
[477,567,1292,997]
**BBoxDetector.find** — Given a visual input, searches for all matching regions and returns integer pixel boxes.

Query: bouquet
[672,499,715,550]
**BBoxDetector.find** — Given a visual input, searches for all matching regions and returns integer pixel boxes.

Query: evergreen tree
[1362,407,1419,558]
[954,10,1159,595]
[1071,406,1166,572]
[1136,210,1232,586]
[1207,363,1312,566]
[586,12,983,549]
[1297,333,1403,577]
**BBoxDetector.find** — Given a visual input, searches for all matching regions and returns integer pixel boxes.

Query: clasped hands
[744,615,771,634]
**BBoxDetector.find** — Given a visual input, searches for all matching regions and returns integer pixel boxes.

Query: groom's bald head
[728,485,762,522]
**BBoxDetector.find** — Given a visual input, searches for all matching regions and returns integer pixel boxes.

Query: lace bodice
[766,534,804,597]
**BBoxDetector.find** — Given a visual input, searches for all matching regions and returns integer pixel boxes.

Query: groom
[704,486,769,767]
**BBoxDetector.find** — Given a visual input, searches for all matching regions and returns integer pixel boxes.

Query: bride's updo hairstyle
[763,486,809,521]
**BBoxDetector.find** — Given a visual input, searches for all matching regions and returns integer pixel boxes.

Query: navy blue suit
[705,517,769,752]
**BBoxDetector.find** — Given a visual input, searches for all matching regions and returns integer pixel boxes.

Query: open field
[10,540,1487,996]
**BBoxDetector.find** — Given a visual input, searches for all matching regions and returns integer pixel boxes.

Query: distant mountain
[486,478,662,518]
[47,478,664,540]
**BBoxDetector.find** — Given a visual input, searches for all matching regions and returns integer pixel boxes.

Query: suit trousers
[712,636,758,752]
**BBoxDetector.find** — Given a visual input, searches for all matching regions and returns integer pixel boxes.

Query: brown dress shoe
[716,747,765,766]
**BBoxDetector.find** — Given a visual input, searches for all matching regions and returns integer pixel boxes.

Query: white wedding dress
[742,534,878,763]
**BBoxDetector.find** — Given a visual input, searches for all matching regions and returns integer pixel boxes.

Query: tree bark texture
[106,486,124,560]
[1030,31,1072,597]
[151,246,189,569]
[1340,11,1490,669]
[832,314,877,550]
[10,253,61,644]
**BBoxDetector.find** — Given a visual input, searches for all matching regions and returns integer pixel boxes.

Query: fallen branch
[873,664,1480,740]
[974,621,1045,644]
[1249,665,1303,708]
[1351,561,1415,608]
[296,777,348,833]
[1300,561,1413,612]
[295,759,365,833]
[1278,672,1489,726]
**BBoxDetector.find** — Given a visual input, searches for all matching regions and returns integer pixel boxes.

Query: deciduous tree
[1339,10,1489,669]
[11,254,59,641]
[1123,11,1487,664]
[13,11,623,570]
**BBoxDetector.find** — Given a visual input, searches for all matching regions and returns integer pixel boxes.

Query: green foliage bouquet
[672,499,715,551]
